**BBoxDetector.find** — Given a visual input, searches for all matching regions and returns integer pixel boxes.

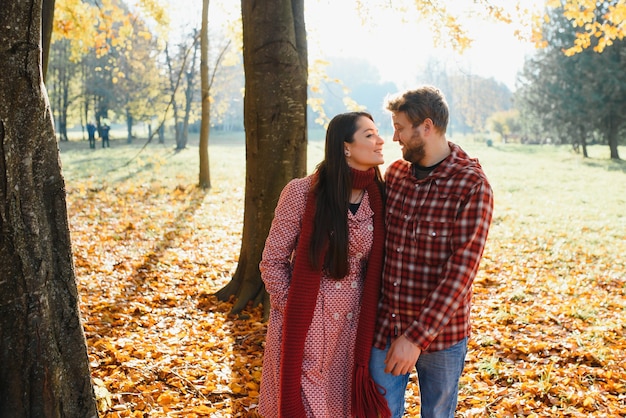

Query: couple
[257,86,494,418]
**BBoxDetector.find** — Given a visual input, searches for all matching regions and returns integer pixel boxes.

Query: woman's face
[345,117,385,171]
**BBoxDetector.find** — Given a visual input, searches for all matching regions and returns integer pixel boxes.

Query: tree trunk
[59,47,70,142]
[607,113,620,160]
[0,1,98,416]
[158,124,165,144]
[215,0,308,319]
[579,125,588,158]
[126,108,133,144]
[41,0,55,81]
[199,0,211,189]
[165,45,182,149]
[184,31,200,149]
[581,137,588,158]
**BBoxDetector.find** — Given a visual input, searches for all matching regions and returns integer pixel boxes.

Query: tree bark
[41,0,55,81]
[607,112,621,160]
[184,31,200,150]
[0,1,98,416]
[199,1,211,189]
[165,45,183,149]
[215,0,308,319]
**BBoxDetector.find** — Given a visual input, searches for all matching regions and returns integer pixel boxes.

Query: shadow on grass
[583,158,626,174]
[490,144,626,171]
[61,141,183,183]
[488,143,562,155]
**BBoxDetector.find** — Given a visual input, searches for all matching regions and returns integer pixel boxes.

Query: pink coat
[257,175,375,418]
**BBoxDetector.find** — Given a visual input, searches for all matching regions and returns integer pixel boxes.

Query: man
[87,121,97,149]
[100,117,111,148]
[370,86,494,418]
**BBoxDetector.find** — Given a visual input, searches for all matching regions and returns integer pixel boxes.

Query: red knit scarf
[279,167,390,418]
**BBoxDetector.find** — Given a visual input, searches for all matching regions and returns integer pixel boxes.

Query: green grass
[59,130,626,245]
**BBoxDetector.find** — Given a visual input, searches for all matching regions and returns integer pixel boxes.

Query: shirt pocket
[412,220,453,266]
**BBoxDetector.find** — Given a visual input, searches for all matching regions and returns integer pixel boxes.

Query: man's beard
[403,136,425,164]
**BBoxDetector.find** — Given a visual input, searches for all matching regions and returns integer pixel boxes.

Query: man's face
[392,111,425,164]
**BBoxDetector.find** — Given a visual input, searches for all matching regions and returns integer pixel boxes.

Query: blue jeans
[369,337,468,418]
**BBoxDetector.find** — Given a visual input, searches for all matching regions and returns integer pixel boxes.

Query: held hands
[384,335,421,376]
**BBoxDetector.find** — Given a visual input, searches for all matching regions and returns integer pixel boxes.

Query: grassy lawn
[59,130,626,417]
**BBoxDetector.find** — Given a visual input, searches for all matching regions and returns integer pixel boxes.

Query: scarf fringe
[352,364,391,418]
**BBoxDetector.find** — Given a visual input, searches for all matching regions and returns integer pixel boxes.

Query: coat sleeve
[259,177,309,312]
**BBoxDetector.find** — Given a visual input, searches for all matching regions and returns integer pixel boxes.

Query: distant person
[370,86,494,418]
[87,121,97,149]
[100,118,110,148]
[257,112,390,417]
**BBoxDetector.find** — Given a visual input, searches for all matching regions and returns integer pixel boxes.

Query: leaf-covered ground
[62,137,626,417]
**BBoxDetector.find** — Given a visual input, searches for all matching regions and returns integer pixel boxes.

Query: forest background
[1,0,625,416]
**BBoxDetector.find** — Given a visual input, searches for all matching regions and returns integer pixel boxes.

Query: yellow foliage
[53,0,167,62]
[542,0,626,55]
[192,405,216,414]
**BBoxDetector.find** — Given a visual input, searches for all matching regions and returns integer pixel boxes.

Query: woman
[257,112,391,418]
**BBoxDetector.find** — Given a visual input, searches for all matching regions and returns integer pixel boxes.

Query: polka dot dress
[257,176,375,418]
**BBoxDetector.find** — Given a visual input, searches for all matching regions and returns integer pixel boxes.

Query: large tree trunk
[215,0,308,319]
[199,1,211,189]
[0,1,98,416]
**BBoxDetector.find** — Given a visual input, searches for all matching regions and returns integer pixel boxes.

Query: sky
[168,0,542,91]
[303,1,541,91]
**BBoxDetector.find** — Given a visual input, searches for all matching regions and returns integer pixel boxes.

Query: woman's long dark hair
[309,112,384,279]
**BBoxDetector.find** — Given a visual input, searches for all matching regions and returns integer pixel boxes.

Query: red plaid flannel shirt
[373,142,494,352]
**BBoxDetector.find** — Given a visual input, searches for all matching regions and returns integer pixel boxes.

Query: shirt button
[393,282,399,287]
[404,215,409,220]
[335,282,342,289]
[355,252,363,259]
[396,247,402,253]
[431,232,437,237]
[346,312,353,320]
[367,225,374,231]
[351,281,358,289]
[333,313,340,320]
[391,313,396,318]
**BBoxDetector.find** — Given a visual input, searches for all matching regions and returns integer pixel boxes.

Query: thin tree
[183,31,200,149]
[198,10,232,189]
[165,44,184,147]
[199,0,211,188]
[0,0,97,415]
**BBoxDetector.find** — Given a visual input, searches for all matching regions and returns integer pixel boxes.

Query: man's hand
[384,335,421,376]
